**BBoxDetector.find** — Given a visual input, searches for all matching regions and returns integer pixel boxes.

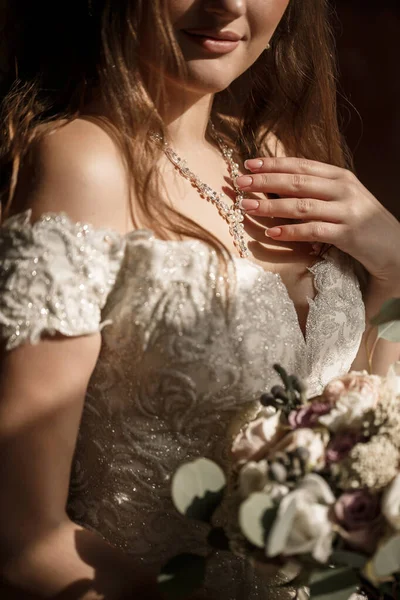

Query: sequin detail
[66,231,364,599]
[0,210,365,599]
[0,210,125,350]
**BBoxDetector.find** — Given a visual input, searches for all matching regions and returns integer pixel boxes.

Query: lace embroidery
[67,233,365,599]
[0,210,365,598]
[0,210,125,350]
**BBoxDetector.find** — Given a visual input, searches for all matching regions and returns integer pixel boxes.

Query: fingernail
[244,159,263,171]
[265,227,282,237]
[236,175,253,188]
[239,198,260,211]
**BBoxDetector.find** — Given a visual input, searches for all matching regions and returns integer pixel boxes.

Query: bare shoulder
[11,117,130,233]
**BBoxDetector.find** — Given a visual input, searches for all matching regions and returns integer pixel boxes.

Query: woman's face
[166,0,290,93]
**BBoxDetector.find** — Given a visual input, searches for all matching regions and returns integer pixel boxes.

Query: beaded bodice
[0,210,366,599]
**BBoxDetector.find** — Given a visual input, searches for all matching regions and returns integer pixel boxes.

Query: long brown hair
[0,0,351,261]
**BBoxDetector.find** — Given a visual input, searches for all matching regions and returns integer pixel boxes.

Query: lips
[183,29,244,42]
[182,29,244,54]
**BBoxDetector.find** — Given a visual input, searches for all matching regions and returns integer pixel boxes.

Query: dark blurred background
[333,0,400,218]
[0,2,398,217]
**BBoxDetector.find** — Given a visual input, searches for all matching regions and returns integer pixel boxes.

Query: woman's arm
[0,119,161,599]
[350,277,400,375]
[0,337,160,600]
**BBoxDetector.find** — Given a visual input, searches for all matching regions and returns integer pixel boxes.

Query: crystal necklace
[152,122,250,258]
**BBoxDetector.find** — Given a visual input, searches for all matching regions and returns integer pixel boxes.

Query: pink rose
[231,412,283,464]
[326,431,362,463]
[333,491,383,553]
[320,371,383,432]
[288,402,332,429]
[323,371,381,405]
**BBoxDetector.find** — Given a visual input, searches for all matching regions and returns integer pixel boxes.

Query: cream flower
[266,474,335,564]
[339,436,399,492]
[232,411,282,464]
[272,428,328,471]
[386,361,400,397]
[238,460,289,500]
[320,392,375,432]
[323,371,382,404]
[382,474,400,530]
[320,371,382,432]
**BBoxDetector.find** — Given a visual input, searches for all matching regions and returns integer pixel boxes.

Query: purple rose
[333,491,383,553]
[288,402,332,429]
[326,431,361,463]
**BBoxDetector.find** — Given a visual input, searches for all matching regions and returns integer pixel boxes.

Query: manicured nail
[236,175,253,188]
[239,198,260,211]
[265,227,282,237]
[244,159,263,171]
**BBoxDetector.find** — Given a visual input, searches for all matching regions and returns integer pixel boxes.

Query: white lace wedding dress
[0,210,366,599]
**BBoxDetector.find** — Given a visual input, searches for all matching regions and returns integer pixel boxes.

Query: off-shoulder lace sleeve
[0,210,126,351]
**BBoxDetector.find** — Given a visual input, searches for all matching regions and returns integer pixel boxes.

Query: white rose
[239,460,289,500]
[319,391,376,432]
[382,474,400,530]
[266,474,335,564]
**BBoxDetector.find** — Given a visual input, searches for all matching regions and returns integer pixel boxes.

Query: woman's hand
[236,158,400,286]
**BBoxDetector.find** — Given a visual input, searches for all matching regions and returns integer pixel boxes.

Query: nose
[204,0,246,18]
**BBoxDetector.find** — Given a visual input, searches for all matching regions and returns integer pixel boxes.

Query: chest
[155,155,320,335]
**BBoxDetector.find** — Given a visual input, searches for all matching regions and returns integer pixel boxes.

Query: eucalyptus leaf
[309,567,359,600]
[171,458,226,523]
[158,553,207,599]
[372,534,400,578]
[330,550,368,570]
[261,506,279,543]
[239,492,275,548]
[377,320,400,343]
[378,582,395,597]
[370,298,400,327]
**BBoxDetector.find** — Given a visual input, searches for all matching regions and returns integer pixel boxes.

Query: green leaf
[309,567,360,600]
[378,582,395,597]
[158,553,206,599]
[377,320,400,343]
[286,568,312,589]
[185,489,224,522]
[372,534,400,578]
[330,550,368,570]
[171,458,226,523]
[239,492,275,548]
[261,506,279,544]
[371,298,400,327]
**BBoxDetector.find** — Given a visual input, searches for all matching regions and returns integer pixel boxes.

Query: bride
[1,0,400,598]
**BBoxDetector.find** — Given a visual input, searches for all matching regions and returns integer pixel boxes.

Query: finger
[236,172,341,201]
[244,156,350,180]
[241,197,343,222]
[265,221,345,244]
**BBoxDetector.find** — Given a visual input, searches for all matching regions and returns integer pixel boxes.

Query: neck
[161,89,214,153]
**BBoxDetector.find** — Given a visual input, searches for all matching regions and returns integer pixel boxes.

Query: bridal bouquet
[158,299,400,600]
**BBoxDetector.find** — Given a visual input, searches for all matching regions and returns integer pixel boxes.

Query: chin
[182,63,244,94]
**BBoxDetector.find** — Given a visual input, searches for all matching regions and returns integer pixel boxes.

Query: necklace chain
[151,122,251,258]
